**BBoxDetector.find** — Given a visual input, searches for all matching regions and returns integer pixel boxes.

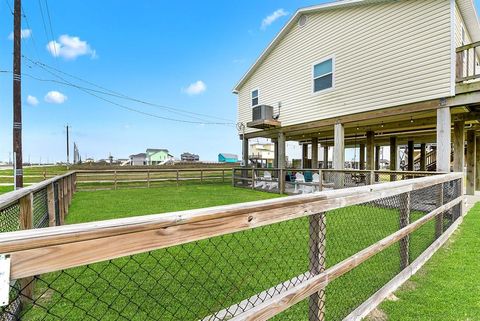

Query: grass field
[378,203,480,321]
[16,184,440,321]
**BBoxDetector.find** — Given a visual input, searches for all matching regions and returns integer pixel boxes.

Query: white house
[234,0,480,194]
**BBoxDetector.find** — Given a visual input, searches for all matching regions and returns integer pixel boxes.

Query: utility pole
[13,0,23,189]
[66,125,70,164]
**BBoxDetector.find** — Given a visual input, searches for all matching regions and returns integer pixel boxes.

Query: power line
[43,0,58,59]
[23,57,235,124]
[5,63,234,126]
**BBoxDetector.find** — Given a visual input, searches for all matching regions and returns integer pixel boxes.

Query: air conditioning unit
[252,105,274,121]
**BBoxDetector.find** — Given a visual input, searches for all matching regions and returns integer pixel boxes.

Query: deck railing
[0,173,464,320]
[233,167,442,194]
[456,41,480,83]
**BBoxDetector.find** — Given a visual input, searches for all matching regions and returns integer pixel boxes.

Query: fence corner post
[19,192,34,305]
[308,212,326,321]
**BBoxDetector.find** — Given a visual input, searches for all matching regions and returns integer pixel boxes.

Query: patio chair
[312,173,321,192]
[294,173,306,193]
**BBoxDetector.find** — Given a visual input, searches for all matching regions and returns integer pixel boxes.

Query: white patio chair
[312,173,321,192]
[264,171,279,190]
[294,173,305,193]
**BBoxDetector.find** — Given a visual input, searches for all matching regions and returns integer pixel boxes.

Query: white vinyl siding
[237,0,452,134]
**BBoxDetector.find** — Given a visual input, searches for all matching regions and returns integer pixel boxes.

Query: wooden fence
[0,173,464,320]
[74,168,232,190]
[233,167,441,194]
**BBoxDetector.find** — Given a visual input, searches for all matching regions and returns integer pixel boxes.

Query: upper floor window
[313,58,334,93]
[251,89,259,106]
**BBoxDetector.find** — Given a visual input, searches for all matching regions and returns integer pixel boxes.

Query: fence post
[114,170,118,190]
[72,172,77,193]
[369,170,375,185]
[222,169,225,183]
[176,170,179,187]
[318,169,323,192]
[399,192,411,270]
[47,183,56,227]
[147,170,151,188]
[251,168,255,189]
[62,178,68,216]
[19,193,34,305]
[58,179,65,225]
[308,212,326,321]
[200,170,203,184]
[43,170,46,180]
[67,175,72,206]
[435,183,444,238]
[232,169,235,187]
[280,169,285,194]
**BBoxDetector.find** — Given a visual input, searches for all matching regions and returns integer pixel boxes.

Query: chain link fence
[0,174,463,321]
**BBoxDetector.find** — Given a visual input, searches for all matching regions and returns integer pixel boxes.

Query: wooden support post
[114,170,118,190]
[58,180,65,225]
[366,131,375,170]
[375,146,380,170]
[323,146,329,169]
[420,143,427,172]
[407,140,414,172]
[466,130,476,195]
[476,136,480,191]
[251,168,255,190]
[312,138,319,169]
[436,106,451,172]
[318,169,323,191]
[63,178,68,216]
[243,136,249,167]
[308,212,326,321]
[277,132,286,169]
[369,170,375,186]
[453,121,465,173]
[435,183,444,238]
[302,144,309,169]
[333,123,345,170]
[47,183,55,227]
[279,168,285,194]
[390,137,398,181]
[399,192,410,270]
[359,144,365,170]
[19,193,34,305]
[67,175,72,206]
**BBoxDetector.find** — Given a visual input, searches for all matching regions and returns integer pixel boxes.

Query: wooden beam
[466,130,476,195]
[437,107,451,172]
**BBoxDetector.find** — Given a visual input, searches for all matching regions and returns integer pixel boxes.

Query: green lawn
[378,203,480,321]
[13,185,442,321]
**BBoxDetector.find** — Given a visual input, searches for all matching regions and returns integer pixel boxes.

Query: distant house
[218,153,239,163]
[129,153,147,166]
[181,152,200,162]
[250,142,274,168]
[146,149,174,165]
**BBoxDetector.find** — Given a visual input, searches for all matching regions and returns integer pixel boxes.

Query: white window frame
[251,88,260,107]
[311,55,335,95]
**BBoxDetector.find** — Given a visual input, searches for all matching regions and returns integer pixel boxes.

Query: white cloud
[183,80,207,95]
[261,9,289,30]
[26,95,39,106]
[46,35,96,60]
[8,29,32,40]
[44,91,68,104]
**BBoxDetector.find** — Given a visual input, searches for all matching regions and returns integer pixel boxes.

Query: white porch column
[333,122,345,170]
[436,107,451,172]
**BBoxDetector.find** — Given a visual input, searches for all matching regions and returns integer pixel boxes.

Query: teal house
[146,148,173,165]
[218,153,239,163]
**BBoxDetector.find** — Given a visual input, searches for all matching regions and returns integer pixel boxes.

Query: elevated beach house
[234,0,480,194]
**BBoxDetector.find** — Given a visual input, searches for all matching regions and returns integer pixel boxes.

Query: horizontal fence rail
[0,173,464,321]
[456,41,480,83]
[75,168,231,190]
[233,168,442,194]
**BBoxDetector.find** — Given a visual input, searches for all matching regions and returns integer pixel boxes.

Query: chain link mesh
[0,202,20,232]
[33,189,49,228]
[1,178,462,321]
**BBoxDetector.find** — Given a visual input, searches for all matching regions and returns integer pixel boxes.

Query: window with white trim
[251,89,259,106]
[313,58,333,93]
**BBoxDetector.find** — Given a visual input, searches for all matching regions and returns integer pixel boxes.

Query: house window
[313,58,334,93]
[251,89,259,106]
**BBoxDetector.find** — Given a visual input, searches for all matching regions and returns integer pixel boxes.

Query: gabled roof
[232,0,480,93]
[146,148,169,153]
[129,153,146,158]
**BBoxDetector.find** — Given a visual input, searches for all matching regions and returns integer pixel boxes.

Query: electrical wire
[24,56,235,123]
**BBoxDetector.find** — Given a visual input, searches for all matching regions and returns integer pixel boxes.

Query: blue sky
[0,0,479,163]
